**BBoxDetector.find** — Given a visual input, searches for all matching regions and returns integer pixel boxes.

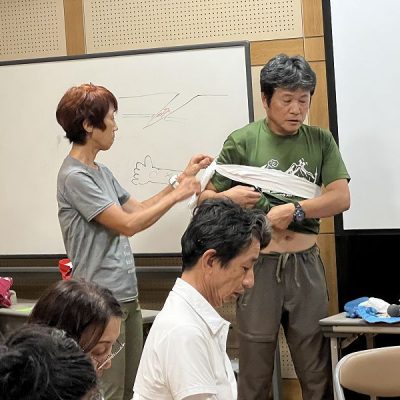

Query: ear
[201,249,217,274]
[83,119,93,133]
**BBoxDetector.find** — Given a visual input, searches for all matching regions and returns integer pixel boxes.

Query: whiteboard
[0,43,253,255]
[327,0,400,230]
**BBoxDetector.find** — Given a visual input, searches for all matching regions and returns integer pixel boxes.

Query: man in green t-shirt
[198,54,350,400]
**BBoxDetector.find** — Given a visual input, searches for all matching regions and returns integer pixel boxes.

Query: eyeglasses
[88,389,103,400]
[92,340,125,370]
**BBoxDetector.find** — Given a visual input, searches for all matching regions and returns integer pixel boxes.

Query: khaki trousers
[102,299,143,400]
[236,246,333,400]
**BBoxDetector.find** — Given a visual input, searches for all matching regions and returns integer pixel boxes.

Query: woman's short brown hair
[56,83,118,145]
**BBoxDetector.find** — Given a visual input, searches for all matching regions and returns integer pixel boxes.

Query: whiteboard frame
[0,41,254,258]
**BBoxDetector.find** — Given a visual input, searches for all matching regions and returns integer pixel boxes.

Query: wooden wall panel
[308,59,335,236]
[83,0,304,53]
[251,66,265,121]
[308,61,329,129]
[250,38,304,66]
[63,0,85,55]
[0,0,67,61]
[320,217,334,234]
[317,233,339,314]
[302,0,324,37]
[307,56,332,297]
[304,36,325,61]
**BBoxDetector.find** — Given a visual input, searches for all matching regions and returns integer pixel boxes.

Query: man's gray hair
[260,54,316,105]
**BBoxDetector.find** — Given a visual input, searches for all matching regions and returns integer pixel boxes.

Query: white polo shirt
[133,278,237,400]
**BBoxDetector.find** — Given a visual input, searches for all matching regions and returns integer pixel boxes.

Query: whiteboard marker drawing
[119,92,226,129]
[131,155,180,185]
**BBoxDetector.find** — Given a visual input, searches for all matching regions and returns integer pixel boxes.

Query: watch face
[295,209,305,222]
[294,203,305,222]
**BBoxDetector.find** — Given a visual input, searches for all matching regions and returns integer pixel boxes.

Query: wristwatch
[169,174,179,189]
[293,202,305,222]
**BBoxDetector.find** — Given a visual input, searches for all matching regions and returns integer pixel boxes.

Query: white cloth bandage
[188,161,219,210]
[188,161,321,210]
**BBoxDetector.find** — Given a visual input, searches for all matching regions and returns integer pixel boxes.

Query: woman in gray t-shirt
[56,83,212,400]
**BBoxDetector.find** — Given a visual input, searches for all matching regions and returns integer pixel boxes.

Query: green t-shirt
[211,119,350,234]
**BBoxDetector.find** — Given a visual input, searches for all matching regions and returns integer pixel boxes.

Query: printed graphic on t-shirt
[263,158,318,183]
[262,158,318,198]
[123,244,134,268]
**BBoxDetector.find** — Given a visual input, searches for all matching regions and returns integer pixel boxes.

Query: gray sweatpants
[236,245,333,400]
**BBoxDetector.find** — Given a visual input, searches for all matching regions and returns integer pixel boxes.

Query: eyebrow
[282,94,309,99]
[95,339,113,345]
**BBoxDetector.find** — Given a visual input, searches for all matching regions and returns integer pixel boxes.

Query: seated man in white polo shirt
[132,198,271,400]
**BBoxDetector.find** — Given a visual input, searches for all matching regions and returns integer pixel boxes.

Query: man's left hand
[266,203,295,231]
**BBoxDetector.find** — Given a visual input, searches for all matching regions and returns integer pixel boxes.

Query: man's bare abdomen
[262,229,317,254]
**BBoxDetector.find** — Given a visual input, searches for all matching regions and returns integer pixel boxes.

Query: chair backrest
[334,346,400,399]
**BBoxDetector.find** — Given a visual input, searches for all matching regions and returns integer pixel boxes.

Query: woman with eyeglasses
[28,279,123,379]
[0,324,100,400]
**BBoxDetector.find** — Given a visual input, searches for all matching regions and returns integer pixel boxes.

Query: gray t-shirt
[57,155,138,301]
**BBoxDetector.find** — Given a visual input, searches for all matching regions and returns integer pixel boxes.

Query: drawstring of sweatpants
[275,252,300,287]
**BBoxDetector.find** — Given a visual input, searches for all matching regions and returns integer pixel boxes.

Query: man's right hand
[223,185,261,208]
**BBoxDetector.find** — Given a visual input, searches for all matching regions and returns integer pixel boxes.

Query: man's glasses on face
[92,339,125,370]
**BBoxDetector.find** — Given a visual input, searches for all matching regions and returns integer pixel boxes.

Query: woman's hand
[179,154,213,180]
[173,175,202,202]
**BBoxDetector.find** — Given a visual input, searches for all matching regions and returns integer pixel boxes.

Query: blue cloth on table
[344,297,400,324]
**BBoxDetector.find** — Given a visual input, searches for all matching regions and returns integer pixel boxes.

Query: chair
[334,346,400,399]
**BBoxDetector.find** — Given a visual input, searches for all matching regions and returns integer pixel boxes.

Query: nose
[289,101,301,114]
[243,268,255,289]
[114,122,118,132]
